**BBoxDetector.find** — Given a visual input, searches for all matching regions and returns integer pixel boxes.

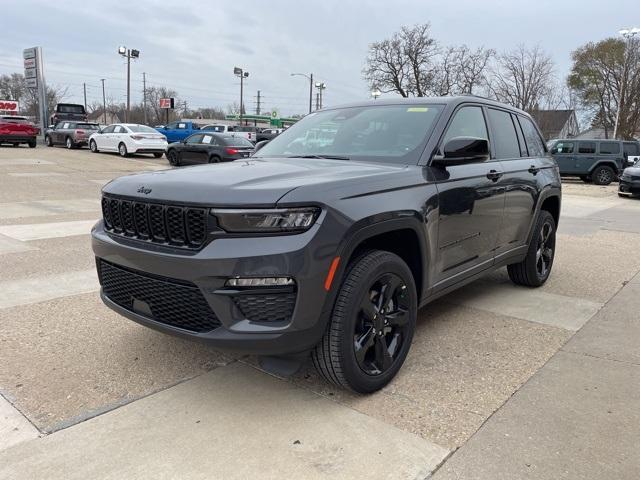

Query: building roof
[530,110,575,135]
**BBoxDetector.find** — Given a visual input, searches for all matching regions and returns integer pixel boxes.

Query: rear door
[432,104,506,288]
[576,141,597,174]
[550,140,576,175]
[598,141,623,172]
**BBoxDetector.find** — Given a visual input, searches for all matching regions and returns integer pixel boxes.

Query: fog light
[226,277,295,287]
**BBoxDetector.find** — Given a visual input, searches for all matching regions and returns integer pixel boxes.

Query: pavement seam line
[559,349,640,368]
[0,392,43,436]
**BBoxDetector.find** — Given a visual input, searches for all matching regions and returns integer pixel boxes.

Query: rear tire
[507,210,556,287]
[167,149,179,166]
[312,250,417,393]
[28,140,36,148]
[592,165,615,185]
[118,142,128,157]
[208,155,221,163]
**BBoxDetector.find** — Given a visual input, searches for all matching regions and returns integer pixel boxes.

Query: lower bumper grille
[232,292,296,322]
[98,260,220,333]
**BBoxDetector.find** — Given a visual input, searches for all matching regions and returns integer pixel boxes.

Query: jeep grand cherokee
[92,97,561,393]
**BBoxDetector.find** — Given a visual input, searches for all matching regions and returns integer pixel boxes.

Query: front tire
[66,137,74,149]
[89,139,98,153]
[28,140,36,148]
[118,142,128,157]
[592,165,615,185]
[507,210,556,287]
[167,149,180,166]
[312,250,417,393]
[45,135,53,147]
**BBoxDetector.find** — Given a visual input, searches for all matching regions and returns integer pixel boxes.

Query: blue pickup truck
[155,121,202,143]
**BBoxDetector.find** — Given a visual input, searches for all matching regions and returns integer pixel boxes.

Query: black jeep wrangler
[93,97,561,393]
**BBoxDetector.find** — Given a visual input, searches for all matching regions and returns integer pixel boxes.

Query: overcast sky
[1,0,637,116]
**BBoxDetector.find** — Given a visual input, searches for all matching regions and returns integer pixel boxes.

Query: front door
[181,134,204,164]
[550,140,576,175]
[432,104,506,288]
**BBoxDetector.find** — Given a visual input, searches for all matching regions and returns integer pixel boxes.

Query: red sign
[159,98,174,109]
[0,100,18,112]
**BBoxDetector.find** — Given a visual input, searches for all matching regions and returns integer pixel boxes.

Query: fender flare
[526,186,561,245]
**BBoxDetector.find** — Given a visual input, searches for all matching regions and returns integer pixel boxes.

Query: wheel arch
[588,161,619,174]
[526,187,561,245]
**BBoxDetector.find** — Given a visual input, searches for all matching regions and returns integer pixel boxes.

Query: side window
[165,122,178,129]
[518,116,545,157]
[185,134,203,144]
[623,142,640,158]
[113,126,123,134]
[101,125,114,134]
[578,142,596,154]
[442,106,488,146]
[599,142,620,155]
[487,108,520,159]
[551,141,575,154]
[62,122,70,129]
[511,113,528,157]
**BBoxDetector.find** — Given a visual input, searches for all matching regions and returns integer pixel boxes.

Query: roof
[530,110,575,134]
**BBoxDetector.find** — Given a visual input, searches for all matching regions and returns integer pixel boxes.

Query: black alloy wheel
[592,165,615,185]
[168,150,179,166]
[353,273,411,376]
[535,219,554,279]
[507,210,556,287]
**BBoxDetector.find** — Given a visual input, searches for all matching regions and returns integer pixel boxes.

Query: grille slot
[99,260,220,333]
[101,195,207,249]
[232,291,297,322]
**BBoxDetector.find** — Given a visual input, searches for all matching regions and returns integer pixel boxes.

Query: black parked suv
[92,97,561,393]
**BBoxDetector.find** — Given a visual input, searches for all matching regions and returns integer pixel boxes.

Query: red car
[0,115,38,148]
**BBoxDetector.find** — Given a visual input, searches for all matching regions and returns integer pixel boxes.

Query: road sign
[24,58,36,69]
[24,67,37,79]
[23,48,36,59]
[0,100,19,112]
[26,77,37,89]
[160,98,174,109]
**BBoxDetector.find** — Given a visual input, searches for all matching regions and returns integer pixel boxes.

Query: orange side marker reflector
[324,257,341,291]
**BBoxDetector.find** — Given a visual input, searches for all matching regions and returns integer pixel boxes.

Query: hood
[102,157,413,206]
[624,165,640,176]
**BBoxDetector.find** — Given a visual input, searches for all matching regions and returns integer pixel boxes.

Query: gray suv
[92,97,561,392]
[549,139,640,185]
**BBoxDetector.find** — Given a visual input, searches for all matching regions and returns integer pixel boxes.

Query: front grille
[101,195,208,249]
[232,291,297,322]
[99,260,220,333]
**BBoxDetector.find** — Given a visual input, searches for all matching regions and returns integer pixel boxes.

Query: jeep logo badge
[137,186,152,195]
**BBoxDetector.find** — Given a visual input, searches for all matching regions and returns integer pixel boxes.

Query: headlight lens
[212,207,320,233]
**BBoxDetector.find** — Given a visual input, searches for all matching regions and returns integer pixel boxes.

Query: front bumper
[618,178,640,196]
[91,214,341,355]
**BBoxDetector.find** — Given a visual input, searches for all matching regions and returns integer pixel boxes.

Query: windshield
[254,104,443,164]
[128,125,159,133]
[57,104,85,114]
[203,125,227,132]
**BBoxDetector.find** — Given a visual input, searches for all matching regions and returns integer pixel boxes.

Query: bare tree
[487,44,555,111]
[363,24,438,97]
[432,45,495,96]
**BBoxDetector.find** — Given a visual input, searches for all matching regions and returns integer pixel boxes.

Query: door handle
[528,165,540,175]
[486,169,503,181]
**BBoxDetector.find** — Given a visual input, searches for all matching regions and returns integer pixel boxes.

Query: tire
[579,175,592,183]
[118,142,128,157]
[312,250,417,393]
[208,155,221,163]
[591,165,615,185]
[507,210,556,287]
[167,149,179,166]
[45,135,53,147]
[65,137,74,149]
[28,140,36,148]
[89,139,98,153]
[152,152,163,158]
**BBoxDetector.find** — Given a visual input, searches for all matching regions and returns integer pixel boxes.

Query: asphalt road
[1,145,639,478]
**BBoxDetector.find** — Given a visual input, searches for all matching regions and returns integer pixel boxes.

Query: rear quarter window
[517,116,546,157]
[599,142,620,155]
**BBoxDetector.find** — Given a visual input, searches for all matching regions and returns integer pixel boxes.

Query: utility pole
[256,90,261,115]
[315,82,326,110]
[142,72,147,125]
[291,73,314,114]
[182,101,188,117]
[100,78,106,124]
[83,83,87,111]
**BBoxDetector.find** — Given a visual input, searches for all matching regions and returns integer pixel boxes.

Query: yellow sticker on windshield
[407,107,429,112]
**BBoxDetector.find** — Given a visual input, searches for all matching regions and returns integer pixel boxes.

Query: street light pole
[291,73,314,114]
[101,78,106,124]
[613,28,640,139]
[118,46,140,123]
[234,67,250,125]
[315,82,326,109]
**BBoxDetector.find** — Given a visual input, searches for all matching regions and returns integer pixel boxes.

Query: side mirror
[433,137,490,166]
[252,140,270,155]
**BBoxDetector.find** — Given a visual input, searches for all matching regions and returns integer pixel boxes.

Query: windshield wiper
[287,154,351,161]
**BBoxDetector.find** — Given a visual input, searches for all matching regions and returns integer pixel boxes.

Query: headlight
[212,207,320,233]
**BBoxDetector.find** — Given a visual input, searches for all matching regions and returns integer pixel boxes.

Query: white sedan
[89,123,167,158]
